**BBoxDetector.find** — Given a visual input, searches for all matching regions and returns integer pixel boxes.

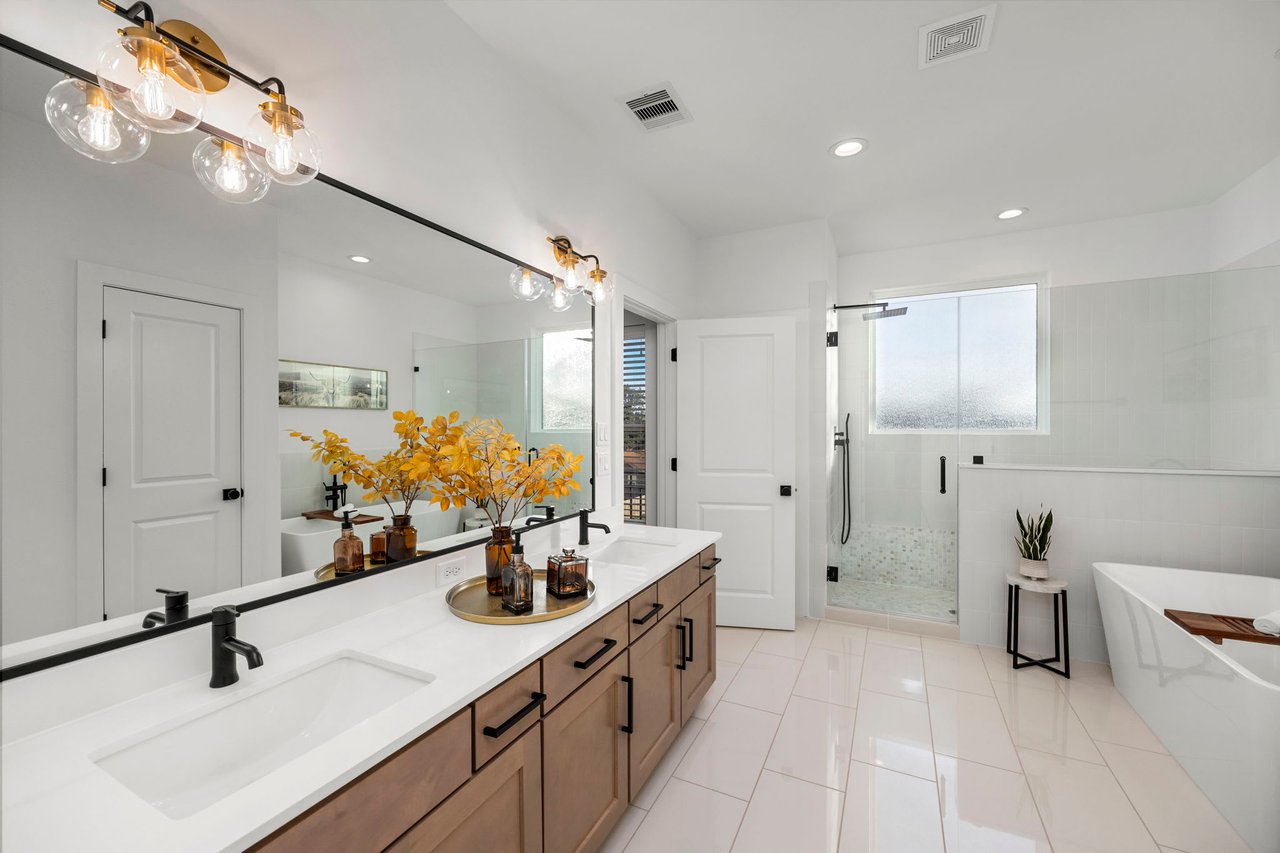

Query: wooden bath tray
[1164,609,1280,646]
[301,510,385,525]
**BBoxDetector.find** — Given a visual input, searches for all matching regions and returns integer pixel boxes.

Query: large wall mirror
[0,44,594,671]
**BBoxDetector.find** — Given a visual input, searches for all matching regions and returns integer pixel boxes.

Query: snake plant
[1015,507,1053,561]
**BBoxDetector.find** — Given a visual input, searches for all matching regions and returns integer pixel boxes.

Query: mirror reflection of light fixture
[243,94,321,185]
[509,266,546,301]
[192,136,270,203]
[44,77,151,163]
[548,280,576,313]
[94,17,209,134]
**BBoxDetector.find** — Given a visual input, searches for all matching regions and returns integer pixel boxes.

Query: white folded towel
[1255,610,1280,637]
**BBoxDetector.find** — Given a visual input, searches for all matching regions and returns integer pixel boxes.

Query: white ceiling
[448,0,1280,254]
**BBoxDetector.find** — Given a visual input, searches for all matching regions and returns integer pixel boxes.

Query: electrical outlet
[436,559,466,587]
[596,421,609,445]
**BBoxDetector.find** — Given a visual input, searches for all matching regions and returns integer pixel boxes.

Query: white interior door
[102,286,242,618]
[676,317,796,629]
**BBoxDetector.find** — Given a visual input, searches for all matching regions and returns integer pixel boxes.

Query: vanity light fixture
[585,266,614,307]
[242,92,321,186]
[192,136,270,203]
[829,138,868,157]
[348,255,371,264]
[94,14,208,134]
[44,77,151,163]
[538,235,613,310]
[509,267,546,301]
[997,207,1028,220]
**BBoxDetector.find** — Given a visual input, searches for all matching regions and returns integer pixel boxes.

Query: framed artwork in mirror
[278,360,388,409]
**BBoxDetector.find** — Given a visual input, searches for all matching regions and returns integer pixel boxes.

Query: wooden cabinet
[543,604,627,711]
[542,652,630,853]
[628,583,663,644]
[657,557,699,612]
[387,724,542,853]
[473,662,543,769]
[627,608,684,796]
[699,543,718,584]
[680,577,716,725]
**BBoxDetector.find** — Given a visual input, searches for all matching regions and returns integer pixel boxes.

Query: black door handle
[620,676,634,733]
[939,456,946,495]
[222,488,242,501]
[675,623,687,670]
[683,617,695,662]
[632,602,663,625]
[573,637,618,670]
[780,485,793,497]
[481,691,546,739]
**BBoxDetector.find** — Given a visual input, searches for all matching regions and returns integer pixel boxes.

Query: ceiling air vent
[621,84,692,132]
[919,5,996,69]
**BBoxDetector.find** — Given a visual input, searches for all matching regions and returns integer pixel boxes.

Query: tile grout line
[726,682,797,852]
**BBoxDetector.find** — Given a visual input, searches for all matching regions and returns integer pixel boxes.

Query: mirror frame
[0,34,597,680]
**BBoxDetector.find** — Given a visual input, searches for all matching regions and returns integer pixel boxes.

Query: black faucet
[210,605,264,688]
[578,509,611,546]
[142,588,189,628]
[322,475,348,513]
[523,504,557,528]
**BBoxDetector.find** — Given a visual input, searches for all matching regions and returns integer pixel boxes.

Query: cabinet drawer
[628,584,663,643]
[474,662,543,770]
[543,604,628,711]
[699,544,719,584]
[658,556,699,610]
[251,708,471,852]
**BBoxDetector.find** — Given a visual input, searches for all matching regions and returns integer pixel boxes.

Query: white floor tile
[752,617,819,659]
[764,695,858,791]
[721,651,803,714]
[811,621,869,656]
[632,718,705,809]
[732,770,843,853]
[1018,747,1159,853]
[859,643,927,702]
[839,762,944,853]
[793,648,865,708]
[866,628,922,650]
[979,643,1061,690]
[692,659,741,720]
[716,627,763,664]
[1098,742,1251,853]
[991,679,1103,764]
[600,805,646,853]
[935,755,1051,853]
[922,641,994,696]
[624,778,746,853]
[1062,681,1167,752]
[849,690,936,781]
[674,700,781,800]
[927,686,1020,772]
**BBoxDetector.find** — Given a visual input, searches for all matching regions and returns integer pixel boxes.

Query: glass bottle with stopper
[546,548,589,599]
[502,537,533,615]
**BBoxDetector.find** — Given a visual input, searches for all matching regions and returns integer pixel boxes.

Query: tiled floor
[603,618,1251,853]
[827,579,957,621]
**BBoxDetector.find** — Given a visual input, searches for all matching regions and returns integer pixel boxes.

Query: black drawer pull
[481,691,546,739]
[675,623,688,670]
[702,557,722,571]
[632,602,664,625]
[683,617,695,662]
[573,637,618,670]
[621,676,634,733]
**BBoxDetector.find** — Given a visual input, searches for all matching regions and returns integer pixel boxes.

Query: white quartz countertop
[0,525,719,852]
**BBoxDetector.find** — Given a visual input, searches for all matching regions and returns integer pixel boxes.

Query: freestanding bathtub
[1094,562,1280,853]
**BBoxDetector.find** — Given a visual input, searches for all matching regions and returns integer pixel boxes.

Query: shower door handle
[939,456,946,495]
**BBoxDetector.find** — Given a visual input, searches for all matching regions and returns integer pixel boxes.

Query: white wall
[958,465,1280,662]
[1210,153,1280,270]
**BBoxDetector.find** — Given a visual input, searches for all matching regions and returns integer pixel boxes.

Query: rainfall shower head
[862,306,908,321]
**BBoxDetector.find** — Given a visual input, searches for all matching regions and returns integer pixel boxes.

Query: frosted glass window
[539,327,592,430]
[873,283,1039,431]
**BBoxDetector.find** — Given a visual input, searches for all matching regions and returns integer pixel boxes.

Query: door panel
[681,577,716,725]
[676,317,796,629]
[103,287,242,618]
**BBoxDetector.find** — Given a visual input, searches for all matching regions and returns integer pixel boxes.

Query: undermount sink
[588,537,677,567]
[93,652,434,819]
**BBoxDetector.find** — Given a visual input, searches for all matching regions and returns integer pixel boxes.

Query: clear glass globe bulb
[562,262,584,294]
[131,67,175,120]
[244,102,321,186]
[509,267,544,301]
[215,157,248,194]
[266,127,299,175]
[77,103,121,151]
[95,28,205,134]
[549,284,575,313]
[586,270,614,307]
[192,136,271,204]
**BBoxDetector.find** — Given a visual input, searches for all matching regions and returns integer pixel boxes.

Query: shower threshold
[828,579,957,623]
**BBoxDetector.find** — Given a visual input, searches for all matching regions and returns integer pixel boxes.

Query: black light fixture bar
[98,0,287,96]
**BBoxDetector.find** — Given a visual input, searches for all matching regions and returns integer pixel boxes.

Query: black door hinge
[102,467,107,487]
[826,331,838,347]
[102,319,107,339]
[827,565,839,582]
[670,457,677,472]
[670,347,677,362]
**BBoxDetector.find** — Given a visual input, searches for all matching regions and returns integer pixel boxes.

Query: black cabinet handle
[620,676,634,733]
[573,637,618,670]
[939,456,947,495]
[481,691,546,739]
[632,602,663,625]
[702,557,722,571]
[683,617,695,662]
[675,623,688,670]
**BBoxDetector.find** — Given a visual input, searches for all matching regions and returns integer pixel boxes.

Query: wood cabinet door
[680,577,717,725]
[542,653,630,853]
[628,608,683,797]
[387,724,542,853]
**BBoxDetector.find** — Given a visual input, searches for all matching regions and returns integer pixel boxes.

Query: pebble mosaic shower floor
[829,524,958,621]
[827,579,957,622]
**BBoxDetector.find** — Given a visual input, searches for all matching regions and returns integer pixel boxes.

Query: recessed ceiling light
[996,208,1027,220]
[348,255,371,263]
[829,138,868,158]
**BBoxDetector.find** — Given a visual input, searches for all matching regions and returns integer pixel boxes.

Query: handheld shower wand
[836,412,852,545]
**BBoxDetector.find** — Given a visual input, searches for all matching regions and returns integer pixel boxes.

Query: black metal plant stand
[1006,575,1071,679]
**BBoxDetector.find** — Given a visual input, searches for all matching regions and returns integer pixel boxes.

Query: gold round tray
[446,571,595,625]
[314,551,431,582]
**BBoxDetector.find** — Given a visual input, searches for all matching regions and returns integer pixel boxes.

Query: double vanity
[0,524,719,852]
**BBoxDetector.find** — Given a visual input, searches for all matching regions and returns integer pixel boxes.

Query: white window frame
[529,322,594,434]
[867,273,1051,436]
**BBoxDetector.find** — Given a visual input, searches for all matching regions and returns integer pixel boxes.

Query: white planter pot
[1019,557,1050,579]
